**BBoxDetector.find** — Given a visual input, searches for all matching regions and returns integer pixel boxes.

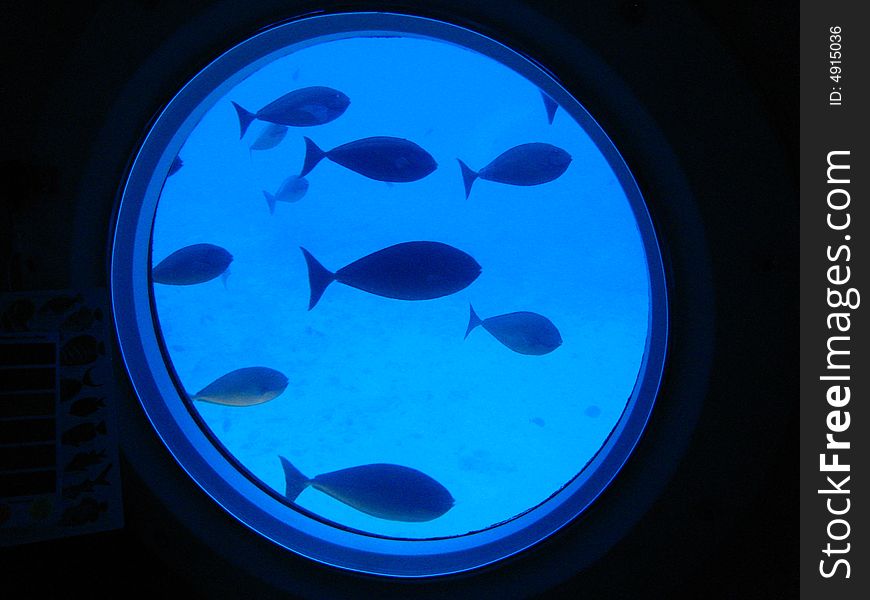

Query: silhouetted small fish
[60,306,103,332]
[301,241,481,310]
[60,497,107,527]
[0,298,34,331]
[280,457,454,522]
[300,136,437,182]
[264,175,308,214]
[541,90,558,124]
[69,396,105,417]
[65,450,107,473]
[232,86,350,138]
[152,243,233,286]
[465,304,562,355]
[458,143,572,199]
[62,464,111,500]
[60,367,102,401]
[190,367,288,406]
[62,421,107,446]
[168,155,183,177]
[249,123,288,151]
[37,293,83,317]
[60,335,105,366]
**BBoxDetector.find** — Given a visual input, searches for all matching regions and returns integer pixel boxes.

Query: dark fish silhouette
[280,457,454,522]
[168,155,183,177]
[152,243,233,286]
[457,142,572,199]
[232,86,350,138]
[264,175,308,214]
[60,367,102,401]
[65,450,107,473]
[62,464,111,500]
[541,90,558,124]
[37,293,83,317]
[190,367,288,406]
[249,123,288,151]
[299,136,437,182]
[60,335,105,366]
[62,421,107,447]
[465,304,562,355]
[60,306,103,332]
[60,497,107,527]
[301,241,481,310]
[0,298,34,331]
[69,396,105,417]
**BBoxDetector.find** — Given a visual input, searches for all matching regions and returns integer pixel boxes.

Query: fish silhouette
[301,241,481,310]
[37,293,83,317]
[64,450,107,473]
[190,367,289,406]
[62,464,111,500]
[60,367,102,402]
[60,335,105,366]
[60,306,103,332]
[264,175,308,214]
[541,90,558,124]
[458,142,572,199]
[232,86,350,137]
[249,123,288,151]
[152,243,233,286]
[62,421,107,446]
[280,457,454,522]
[299,136,437,182]
[168,155,183,177]
[60,497,107,527]
[69,396,106,417]
[465,304,562,355]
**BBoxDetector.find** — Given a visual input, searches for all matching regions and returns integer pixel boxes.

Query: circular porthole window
[111,11,667,577]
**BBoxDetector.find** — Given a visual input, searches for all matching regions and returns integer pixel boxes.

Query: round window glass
[112,12,667,576]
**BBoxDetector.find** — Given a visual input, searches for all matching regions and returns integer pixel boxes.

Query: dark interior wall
[1,1,797,598]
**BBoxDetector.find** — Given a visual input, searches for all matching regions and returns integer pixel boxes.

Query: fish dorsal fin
[465,303,484,339]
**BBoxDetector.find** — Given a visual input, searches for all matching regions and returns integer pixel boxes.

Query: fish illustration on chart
[189,367,289,407]
[301,241,481,310]
[37,293,84,318]
[61,421,107,447]
[458,142,572,199]
[60,497,108,527]
[60,306,103,333]
[60,367,102,402]
[232,86,350,137]
[299,136,437,183]
[264,175,308,214]
[69,396,106,417]
[60,335,105,366]
[540,90,559,124]
[152,243,233,286]
[62,464,111,500]
[64,450,107,473]
[280,457,454,522]
[464,304,562,355]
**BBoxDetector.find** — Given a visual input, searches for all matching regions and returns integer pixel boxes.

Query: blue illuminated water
[151,36,650,539]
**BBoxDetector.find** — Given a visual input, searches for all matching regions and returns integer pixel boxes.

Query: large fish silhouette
[457,142,572,199]
[232,86,350,138]
[280,457,454,522]
[465,304,562,355]
[299,136,437,182]
[300,241,481,310]
[190,367,289,407]
[152,243,233,286]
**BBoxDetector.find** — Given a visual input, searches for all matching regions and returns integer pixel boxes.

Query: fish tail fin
[299,137,326,177]
[457,159,478,200]
[465,303,483,339]
[263,191,276,215]
[279,456,310,502]
[221,268,231,289]
[232,101,256,139]
[541,90,558,124]
[300,247,335,310]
